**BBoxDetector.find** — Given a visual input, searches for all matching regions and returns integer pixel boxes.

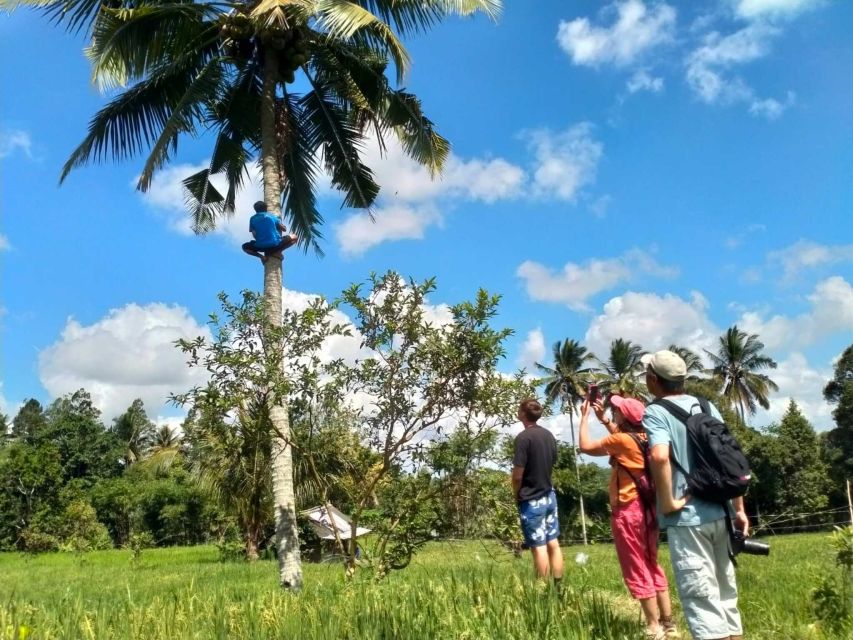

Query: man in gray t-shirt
[643,350,749,640]
[512,398,563,583]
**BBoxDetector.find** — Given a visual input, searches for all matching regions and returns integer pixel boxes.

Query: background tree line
[2,277,851,563]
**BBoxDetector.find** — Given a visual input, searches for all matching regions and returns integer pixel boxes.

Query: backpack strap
[650,399,693,483]
[652,398,691,424]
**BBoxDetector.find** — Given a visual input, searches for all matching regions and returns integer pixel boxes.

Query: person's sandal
[659,616,681,639]
[644,629,665,640]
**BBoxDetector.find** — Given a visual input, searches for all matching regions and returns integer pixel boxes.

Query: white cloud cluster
[731,0,824,20]
[335,125,603,255]
[626,69,665,93]
[336,204,443,257]
[755,351,833,430]
[557,0,677,68]
[0,234,10,252]
[38,303,212,420]
[685,23,793,118]
[584,290,719,358]
[524,123,604,202]
[517,328,546,372]
[517,249,678,312]
[738,276,853,350]
[0,129,32,160]
[768,240,853,280]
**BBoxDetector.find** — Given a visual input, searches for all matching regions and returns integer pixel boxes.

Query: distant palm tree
[597,338,647,398]
[535,339,595,545]
[705,326,779,423]
[536,339,596,423]
[112,399,155,467]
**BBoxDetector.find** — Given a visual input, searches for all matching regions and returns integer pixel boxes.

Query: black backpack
[653,397,751,504]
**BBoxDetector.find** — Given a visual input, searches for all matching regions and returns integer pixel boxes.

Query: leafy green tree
[0,440,63,550]
[774,400,831,523]
[42,390,124,484]
[823,345,853,487]
[174,289,345,561]
[9,0,499,589]
[10,398,47,443]
[596,338,647,398]
[337,272,521,572]
[705,326,779,423]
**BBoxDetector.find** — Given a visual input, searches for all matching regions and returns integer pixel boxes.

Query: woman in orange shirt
[579,395,679,640]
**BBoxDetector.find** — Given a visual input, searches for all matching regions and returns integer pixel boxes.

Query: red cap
[609,395,645,426]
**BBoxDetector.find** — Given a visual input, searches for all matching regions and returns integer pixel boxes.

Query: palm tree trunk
[261,51,302,591]
[569,409,588,546]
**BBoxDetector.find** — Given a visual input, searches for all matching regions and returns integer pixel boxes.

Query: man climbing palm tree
[242,201,298,263]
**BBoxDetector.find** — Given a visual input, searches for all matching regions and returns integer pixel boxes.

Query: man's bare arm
[650,443,686,515]
[511,466,524,501]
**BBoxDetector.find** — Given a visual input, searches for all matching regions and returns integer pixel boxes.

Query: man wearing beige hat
[642,350,749,640]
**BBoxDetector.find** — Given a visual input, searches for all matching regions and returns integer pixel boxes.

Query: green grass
[0,534,836,639]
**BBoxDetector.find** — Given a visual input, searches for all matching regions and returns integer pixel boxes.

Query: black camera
[730,531,770,556]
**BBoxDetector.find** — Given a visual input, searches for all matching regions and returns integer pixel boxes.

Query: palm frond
[315,0,410,82]
[137,57,226,191]
[87,4,218,89]
[278,91,324,253]
[302,72,380,209]
[60,56,211,182]
[350,0,499,38]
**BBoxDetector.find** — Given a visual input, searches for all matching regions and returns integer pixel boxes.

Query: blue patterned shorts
[518,489,560,548]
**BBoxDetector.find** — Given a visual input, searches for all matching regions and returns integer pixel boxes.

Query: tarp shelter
[302,504,371,541]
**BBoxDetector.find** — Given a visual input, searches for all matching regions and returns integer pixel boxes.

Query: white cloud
[685,23,796,119]
[732,0,824,20]
[38,303,211,420]
[0,129,32,159]
[626,69,665,93]
[584,290,719,358]
[738,276,853,350]
[749,91,796,120]
[335,203,443,257]
[348,132,525,206]
[524,123,604,202]
[557,0,677,68]
[517,328,546,373]
[0,234,10,252]
[753,352,833,430]
[686,24,776,100]
[517,249,678,312]
[768,240,853,280]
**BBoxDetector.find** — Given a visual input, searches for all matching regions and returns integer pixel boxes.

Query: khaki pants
[668,519,743,639]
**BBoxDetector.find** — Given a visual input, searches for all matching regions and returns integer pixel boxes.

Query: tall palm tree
[597,338,647,399]
[705,326,779,423]
[10,0,500,589]
[535,339,595,544]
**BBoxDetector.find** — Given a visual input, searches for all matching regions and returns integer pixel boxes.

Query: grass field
[0,533,837,639]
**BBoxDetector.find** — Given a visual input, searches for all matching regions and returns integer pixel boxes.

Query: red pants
[612,498,668,599]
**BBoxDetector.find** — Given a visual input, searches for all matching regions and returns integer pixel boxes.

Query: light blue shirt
[643,394,727,529]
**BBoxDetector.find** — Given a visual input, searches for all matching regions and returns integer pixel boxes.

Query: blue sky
[1,0,852,437]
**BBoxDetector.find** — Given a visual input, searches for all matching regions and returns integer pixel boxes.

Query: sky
[1,0,852,443]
